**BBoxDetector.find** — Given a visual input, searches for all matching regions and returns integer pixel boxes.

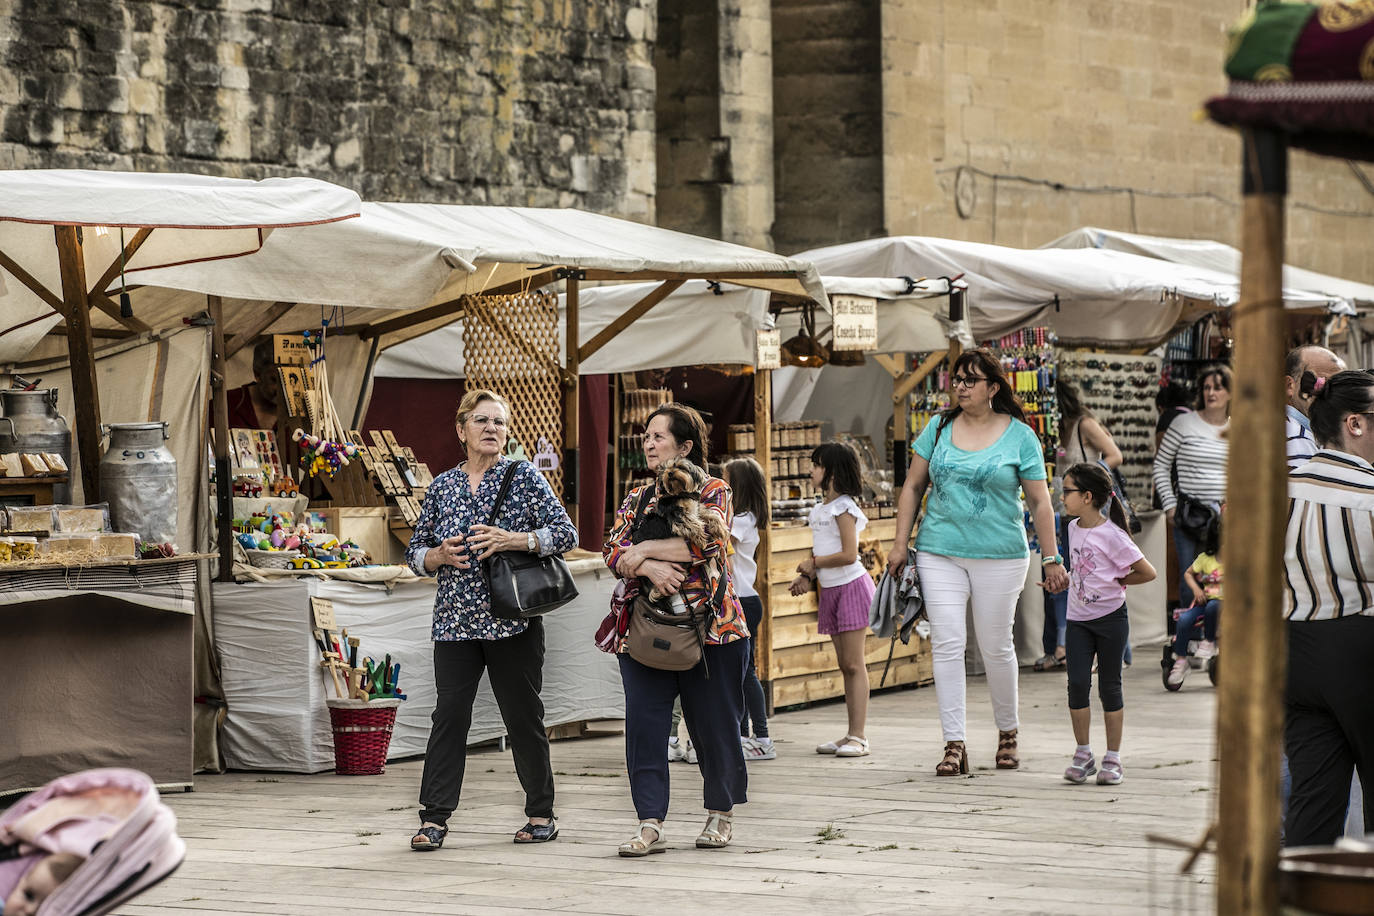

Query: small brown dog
[632,457,729,602]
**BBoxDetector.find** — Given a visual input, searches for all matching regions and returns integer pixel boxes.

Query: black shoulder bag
[483,461,579,619]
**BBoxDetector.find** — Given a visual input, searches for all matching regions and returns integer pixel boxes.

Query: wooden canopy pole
[753,368,774,713]
[563,272,580,529]
[1216,127,1288,916]
[207,295,235,582]
[54,226,102,503]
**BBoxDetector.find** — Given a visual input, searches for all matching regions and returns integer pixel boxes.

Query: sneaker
[685,740,698,765]
[1064,749,1097,784]
[1097,758,1124,785]
[742,736,776,761]
[667,737,686,763]
[1167,657,1190,687]
[1194,639,1216,660]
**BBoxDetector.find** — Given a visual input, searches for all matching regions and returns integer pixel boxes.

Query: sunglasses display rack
[1057,349,1162,507]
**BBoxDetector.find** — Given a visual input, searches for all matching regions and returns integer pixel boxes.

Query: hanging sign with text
[756,328,781,369]
[830,295,878,351]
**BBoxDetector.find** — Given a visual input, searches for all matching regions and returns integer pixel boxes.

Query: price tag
[310,597,337,631]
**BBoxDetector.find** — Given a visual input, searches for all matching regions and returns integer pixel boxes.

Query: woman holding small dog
[604,403,749,856]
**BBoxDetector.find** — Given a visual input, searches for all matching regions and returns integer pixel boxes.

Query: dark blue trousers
[619,639,749,820]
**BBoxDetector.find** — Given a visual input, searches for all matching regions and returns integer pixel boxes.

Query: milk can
[99,422,178,546]
[0,388,72,503]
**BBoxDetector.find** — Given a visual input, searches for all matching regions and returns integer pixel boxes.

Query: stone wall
[0,0,656,219]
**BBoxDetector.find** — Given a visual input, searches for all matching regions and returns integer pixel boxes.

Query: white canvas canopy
[796,236,1344,345]
[1046,226,1373,309]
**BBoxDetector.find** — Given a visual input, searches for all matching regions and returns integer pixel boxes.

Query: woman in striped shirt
[1282,369,1374,847]
[1152,365,1231,610]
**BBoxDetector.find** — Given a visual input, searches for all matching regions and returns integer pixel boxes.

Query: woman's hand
[426,535,471,571]
[639,559,687,595]
[789,574,812,597]
[797,557,816,577]
[1043,563,1069,593]
[1166,508,1175,527]
[886,543,908,577]
[467,524,522,561]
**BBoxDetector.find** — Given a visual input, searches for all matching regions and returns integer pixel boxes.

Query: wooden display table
[764,518,933,708]
[0,473,67,506]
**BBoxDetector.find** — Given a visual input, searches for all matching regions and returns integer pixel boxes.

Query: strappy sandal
[410,823,448,851]
[935,740,968,776]
[513,816,558,843]
[618,820,666,857]
[1032,652,1066,671]
[996,729,1020,769]
[696,811,733,849]
[834,736,870,758]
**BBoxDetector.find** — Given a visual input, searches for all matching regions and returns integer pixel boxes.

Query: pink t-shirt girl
[1066,518,1143,621]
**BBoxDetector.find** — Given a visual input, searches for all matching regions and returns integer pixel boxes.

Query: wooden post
[564,272,580,530]
[54,226,102,503]
[207,295,235,582]
[753,368,774,713]
[1216,127,1287,916]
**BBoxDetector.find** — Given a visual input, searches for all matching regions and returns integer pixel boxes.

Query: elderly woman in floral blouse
[406,388,577,852]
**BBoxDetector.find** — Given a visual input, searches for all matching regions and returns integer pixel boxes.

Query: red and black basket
[326,698,401,775]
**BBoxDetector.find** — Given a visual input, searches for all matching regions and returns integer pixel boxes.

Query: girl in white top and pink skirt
[789,442,876,758]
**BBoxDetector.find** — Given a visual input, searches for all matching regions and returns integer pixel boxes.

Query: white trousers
[916,551,1030,741]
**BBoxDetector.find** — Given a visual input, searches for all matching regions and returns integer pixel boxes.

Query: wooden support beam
[578,269,798,283]
[892,350,947,404]
[226,301,296,358]
[88,289,153,334]
[87,227,153,301]
[0,246,67,316]
[754,368,774,715]
[872,353,904,379]
[54,226,102,503]
[563,274,580,528]
[51,324,135,340]
[1216,127,1287,916]
[577,278,684,364]
[352,268,564,340]
[207,295,235,582]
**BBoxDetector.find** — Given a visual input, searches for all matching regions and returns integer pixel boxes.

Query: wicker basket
[246,548,299,569]
[326,698,401,775]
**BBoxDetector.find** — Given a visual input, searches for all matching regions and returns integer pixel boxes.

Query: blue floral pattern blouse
[407,457,577,641]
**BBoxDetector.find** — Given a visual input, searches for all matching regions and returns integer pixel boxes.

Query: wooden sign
[277,367,309,418]
[756,328,781,369]
[272,334,310,367]
[831,295,878,351]
[310,597,337,631]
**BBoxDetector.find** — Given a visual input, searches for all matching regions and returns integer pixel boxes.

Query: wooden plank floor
[119,662,1220,915]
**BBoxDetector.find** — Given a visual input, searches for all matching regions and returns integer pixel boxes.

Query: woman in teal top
[887,349,1067,777]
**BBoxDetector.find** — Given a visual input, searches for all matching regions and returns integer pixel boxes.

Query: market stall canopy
[795,235,1342,345]
[0,169,363,363]
[1046,226,1371,311]
[375,275,967,379]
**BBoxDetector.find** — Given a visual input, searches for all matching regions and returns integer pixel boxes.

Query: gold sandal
[935,740,968,776]
[996,729,1019,769]
[618,820,666,857]
[695,811,732,848]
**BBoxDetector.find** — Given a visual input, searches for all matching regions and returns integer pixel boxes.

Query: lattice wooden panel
[462,290,565,499]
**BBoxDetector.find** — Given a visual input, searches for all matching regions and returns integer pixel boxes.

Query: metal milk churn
[99,422,178,545]
[0,388,72,503]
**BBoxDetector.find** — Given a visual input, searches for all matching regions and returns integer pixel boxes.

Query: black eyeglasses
[1060,487,1084,495]
[951,375,987,389]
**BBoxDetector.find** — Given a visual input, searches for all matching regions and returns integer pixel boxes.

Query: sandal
[410,823,448,851]
[514,816,558,843]
[1032,653,1066,671]
[835,736,870,758]
[618,820,666,857]
[696,811,733,849]
[935,740,968,776]
[996,729,1019,769]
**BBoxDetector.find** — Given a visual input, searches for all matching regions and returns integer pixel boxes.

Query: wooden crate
[305,506,403,565]
[766,518,932,709]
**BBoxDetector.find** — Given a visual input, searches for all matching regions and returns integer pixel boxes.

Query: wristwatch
[1041,553,1064,567]
[527,531,538,553]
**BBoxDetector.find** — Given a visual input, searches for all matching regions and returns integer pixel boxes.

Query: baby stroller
[0,769,185,916]
[1160,608,1219,691]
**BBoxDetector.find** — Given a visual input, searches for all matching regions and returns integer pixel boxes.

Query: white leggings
[916,552,1030,741]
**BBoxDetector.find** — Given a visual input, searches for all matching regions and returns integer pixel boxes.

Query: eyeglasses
[1060,487,1084,495]
[468,414,508,429]
[951,375,987,389]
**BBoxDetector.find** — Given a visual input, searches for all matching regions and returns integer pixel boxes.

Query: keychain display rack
[1057,349,1162,507]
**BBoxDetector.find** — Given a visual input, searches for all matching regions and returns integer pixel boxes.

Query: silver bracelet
[527,531,538,553]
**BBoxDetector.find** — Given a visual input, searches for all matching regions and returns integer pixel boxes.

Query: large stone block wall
[879,0,1374,282]
[0,0,656,219]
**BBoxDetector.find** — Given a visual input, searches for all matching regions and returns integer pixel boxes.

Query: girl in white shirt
[724,458,774,761]
[790,442,875,758]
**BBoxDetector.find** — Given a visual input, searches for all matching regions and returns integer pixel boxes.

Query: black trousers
[1065,605,1128,712]
[1284,615,1374,847]
[619,639,749,821]
[418,619,554,826]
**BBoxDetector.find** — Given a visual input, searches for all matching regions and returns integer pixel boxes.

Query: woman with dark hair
[723,457,774,760]
[1035,381,1125,671]
[887,348,1067,775]
[1152,364,1230,612]
[604,403,749,855]
[1282,369,1374,846]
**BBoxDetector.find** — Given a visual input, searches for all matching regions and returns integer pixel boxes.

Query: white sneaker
[1167,657,1190,687]
[742,736,777,761]
[667,737,686,762]
[1195,639,1216,660]
[685,740,698,765]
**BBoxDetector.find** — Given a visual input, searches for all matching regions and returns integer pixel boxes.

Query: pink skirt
[817,573,876,635]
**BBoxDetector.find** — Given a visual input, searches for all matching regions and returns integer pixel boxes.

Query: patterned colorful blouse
[408,457,577,641]
[603,476,748,649]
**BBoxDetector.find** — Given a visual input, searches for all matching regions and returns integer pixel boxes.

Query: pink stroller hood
[0,768,185,916]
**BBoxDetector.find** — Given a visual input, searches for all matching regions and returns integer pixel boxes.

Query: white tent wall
[774,358,898,447]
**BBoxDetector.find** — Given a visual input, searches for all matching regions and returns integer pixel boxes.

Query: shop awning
[794,235,1343,345]
[1045,226,1372,310]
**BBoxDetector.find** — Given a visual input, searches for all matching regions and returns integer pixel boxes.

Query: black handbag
[1175,493,1218,542]
[483,461,578,619]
